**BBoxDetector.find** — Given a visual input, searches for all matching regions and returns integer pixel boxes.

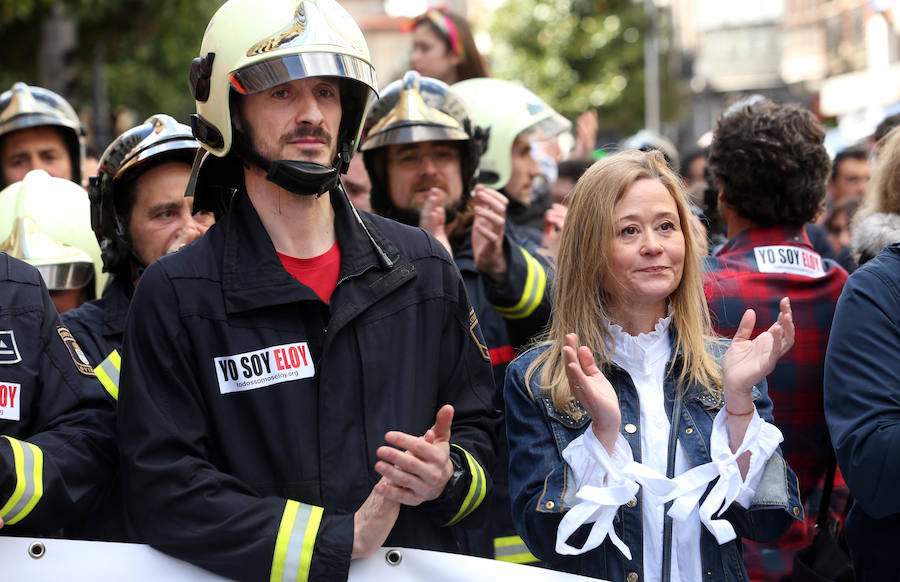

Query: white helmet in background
[451,77,570,192]
[0,169,105,295]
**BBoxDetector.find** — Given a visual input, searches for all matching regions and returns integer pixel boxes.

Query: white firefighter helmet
[0,170,105,294]
[189,0,377,162]
[451,77,570,191]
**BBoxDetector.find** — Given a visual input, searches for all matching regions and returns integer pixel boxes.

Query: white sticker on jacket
[213,343,315,394]
[0,382,21,421]
[753,245,826,278]
[0,330,21,364]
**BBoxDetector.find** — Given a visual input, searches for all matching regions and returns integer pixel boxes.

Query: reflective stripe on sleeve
[491,248,546,320]
[0,436,44,525]
[494,535,539,564]
[93,349,121,400]
[443,444,487,526]
[270,499,324,582]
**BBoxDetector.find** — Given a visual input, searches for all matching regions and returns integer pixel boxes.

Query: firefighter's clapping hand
[374,404,455,505]
[472,185,510,283]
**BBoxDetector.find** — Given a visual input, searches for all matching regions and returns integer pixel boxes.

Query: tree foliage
[0,0,220,143]
[488,0,678,137]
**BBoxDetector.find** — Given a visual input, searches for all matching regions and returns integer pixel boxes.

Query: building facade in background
[674,0,900,153]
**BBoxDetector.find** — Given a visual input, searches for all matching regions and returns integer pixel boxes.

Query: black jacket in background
[0,253,116,535]
[825,242,900,582]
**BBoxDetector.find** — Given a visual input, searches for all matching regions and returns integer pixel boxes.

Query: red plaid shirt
[704,226,849,581]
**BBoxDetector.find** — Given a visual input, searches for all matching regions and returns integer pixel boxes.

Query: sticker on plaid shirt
[753,245,826,278]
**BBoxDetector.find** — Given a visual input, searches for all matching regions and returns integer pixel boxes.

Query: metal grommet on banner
[28,541,46,559]
[385,548,403,566]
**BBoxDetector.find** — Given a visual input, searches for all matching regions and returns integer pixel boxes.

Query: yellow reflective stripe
[0,436,44,525]
[270,501,297,582]
[494,535,539,563]
[492,248,546,320]
[298,505,323,581]
[270,500,323,582]
[443,444,487,526]
[94,349,121,400]
[496,552,540,564]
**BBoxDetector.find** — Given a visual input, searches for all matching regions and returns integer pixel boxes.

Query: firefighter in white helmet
[0,169,104,313]
[452,78,570,243]
[116,2,499,581]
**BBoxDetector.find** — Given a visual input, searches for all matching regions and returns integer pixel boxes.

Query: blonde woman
[851,125,900,265]
[504,150,802,581]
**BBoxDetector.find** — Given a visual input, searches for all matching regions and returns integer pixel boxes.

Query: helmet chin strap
[232,130,346,197]
[266,159,340,196]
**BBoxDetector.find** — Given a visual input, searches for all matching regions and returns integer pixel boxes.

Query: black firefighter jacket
[117,189,502,582]
[453,226,552,392]
[0,253,117,535]
[63,274,131,399]
[62,275,133,542]
[450,226,552,562]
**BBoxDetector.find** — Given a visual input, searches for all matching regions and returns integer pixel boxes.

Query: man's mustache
[280,126,333,144]
[412,180,448,193]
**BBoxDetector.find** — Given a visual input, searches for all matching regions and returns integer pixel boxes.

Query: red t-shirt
[277,240,341,303]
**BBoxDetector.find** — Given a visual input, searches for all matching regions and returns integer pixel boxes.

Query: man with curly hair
[704,97,849,580]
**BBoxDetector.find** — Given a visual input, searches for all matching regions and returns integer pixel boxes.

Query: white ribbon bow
[555,410,784,557]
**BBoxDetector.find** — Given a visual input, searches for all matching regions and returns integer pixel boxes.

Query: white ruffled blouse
[555,316,784,582]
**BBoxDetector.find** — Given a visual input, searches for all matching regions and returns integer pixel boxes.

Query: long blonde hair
[858,125,900,222]
[526,150,722,412]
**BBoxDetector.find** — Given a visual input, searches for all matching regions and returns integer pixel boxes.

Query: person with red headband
[410,8,489,85]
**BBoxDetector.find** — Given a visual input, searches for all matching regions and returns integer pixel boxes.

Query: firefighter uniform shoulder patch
[468,308,491,362]
[57,327,95,377]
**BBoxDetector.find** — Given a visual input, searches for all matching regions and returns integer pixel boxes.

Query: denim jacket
[504,341,803,581]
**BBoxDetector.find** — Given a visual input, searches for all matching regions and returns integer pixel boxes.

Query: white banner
[0,538,605,582]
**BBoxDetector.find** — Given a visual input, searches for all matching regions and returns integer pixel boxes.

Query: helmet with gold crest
[188,0,378,207]
[359,70,485,222]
